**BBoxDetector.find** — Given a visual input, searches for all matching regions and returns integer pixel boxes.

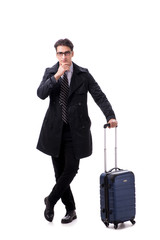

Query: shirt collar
[68,62,73,73]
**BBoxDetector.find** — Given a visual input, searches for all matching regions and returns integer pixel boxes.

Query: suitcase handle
[103,123,118,172]
[104,123,111,128]
[108,167,122,172]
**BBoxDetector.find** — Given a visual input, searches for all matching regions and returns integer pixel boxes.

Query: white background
[0,0,160,239]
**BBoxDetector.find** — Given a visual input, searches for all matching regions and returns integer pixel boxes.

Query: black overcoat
[36,62,116,159]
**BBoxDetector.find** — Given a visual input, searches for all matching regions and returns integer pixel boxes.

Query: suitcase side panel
[100,173,108,222]
[108,171,136,223]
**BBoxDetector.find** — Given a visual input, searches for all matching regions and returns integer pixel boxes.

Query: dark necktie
[59,72,69,124]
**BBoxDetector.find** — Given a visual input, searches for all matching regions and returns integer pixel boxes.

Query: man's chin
[61,61,72,66]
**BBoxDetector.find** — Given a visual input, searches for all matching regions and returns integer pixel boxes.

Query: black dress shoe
[44,197,54,222]
[61,210,77,224]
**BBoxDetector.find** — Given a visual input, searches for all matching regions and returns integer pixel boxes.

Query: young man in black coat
[37,38,118,223]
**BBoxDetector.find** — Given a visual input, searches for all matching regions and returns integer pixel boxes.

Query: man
[37,38,118,224]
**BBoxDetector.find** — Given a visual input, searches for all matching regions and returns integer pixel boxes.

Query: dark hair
[54,38,74,51]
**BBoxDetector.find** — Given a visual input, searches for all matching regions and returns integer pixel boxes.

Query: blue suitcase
[100,124,136,229]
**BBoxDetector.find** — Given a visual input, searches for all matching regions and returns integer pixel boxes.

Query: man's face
[56,46,74,66]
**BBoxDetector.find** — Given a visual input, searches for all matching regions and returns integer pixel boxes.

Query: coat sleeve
[87,72,116,122]
[37,68,60,100]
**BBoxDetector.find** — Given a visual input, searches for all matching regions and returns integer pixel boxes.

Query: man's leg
[48,124,80,211]
[51,156,78,212]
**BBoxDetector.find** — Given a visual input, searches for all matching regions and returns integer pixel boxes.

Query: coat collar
[72,62,88,74]
[48,62,59,74]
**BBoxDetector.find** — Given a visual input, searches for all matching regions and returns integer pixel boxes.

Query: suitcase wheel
[103,221,109,227]
[130,219,136,225]
[114,223,118,229]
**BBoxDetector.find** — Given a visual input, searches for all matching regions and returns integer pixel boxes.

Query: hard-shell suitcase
[100,124,136,229]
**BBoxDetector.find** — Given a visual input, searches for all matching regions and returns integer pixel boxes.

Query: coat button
[78,102,82,106]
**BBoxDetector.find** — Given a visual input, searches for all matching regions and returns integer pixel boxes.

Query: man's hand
[54,64,70,81]
[108,119,118,128]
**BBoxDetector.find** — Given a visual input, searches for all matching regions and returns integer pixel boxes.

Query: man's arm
[37,63,71,100]
[37,68,60,100]
[88,72,118,128]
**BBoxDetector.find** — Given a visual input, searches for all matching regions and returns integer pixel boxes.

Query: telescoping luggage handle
[103,123,119,173]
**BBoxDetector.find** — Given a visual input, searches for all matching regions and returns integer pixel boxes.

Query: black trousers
[48,124,80,212]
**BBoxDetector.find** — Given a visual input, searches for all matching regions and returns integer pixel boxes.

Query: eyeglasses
[56,51,72,57]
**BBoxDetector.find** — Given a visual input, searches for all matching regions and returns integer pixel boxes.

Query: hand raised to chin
[54,64,70,81]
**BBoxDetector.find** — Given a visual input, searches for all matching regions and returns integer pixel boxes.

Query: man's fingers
[108,119,118,128]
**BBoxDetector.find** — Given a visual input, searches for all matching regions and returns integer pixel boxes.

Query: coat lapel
[69,62,86,97]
